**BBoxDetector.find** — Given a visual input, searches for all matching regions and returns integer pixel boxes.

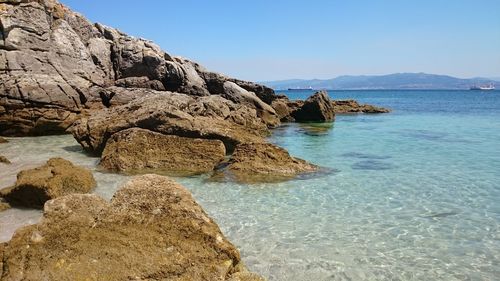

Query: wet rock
[332,100,390,114]
[100,128,226,175]
[291,91,335,122]
[217,142,318,183]
[1,174,264,281]
[71,92,269,154]
[0,155,10,164]
[0,198,10,212]
[1,158,96,208]
[0,137,8,143]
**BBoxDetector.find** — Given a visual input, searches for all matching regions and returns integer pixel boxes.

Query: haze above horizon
[60,0,500,81]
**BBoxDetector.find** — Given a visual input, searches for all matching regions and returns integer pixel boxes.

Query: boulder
[0,137,8,143]
[291,91,335,122]
[1,158,96,208]
[217,142,318,183]
[1,174,264,281]
[0,155,10,164]
[100,128,226,175]
[71,92,269,154]
[331,100,390,114]
[0,198,9,212]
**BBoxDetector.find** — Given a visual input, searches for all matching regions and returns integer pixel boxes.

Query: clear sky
[60,0,500,81]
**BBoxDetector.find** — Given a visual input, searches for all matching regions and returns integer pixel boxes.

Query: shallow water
[1,90,500,280]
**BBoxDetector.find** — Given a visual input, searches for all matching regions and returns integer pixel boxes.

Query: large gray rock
[0,0,278,136]
[71,91,269,154]
[291,91,335,122]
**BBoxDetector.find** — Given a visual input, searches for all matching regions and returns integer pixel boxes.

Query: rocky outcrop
[332,100,390,114]
[0,155,10,164]
[216,143,318,183]
[1,158,96,208]
[1,174,264,281]
[291,91,335,122]
[71,92,269,154]
[100,128,226,175]
[0,0,279,136]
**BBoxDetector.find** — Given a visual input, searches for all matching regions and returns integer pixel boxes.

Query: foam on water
[1,90,499,280]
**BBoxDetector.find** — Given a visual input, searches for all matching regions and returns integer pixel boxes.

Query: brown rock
[0,198,10,212]
[1,158,96,208]
[291,91,335,122]
[332,100,390,114]
[100,128,226,175]
[0,137,8,143]
[0,155,10,164]
[71,92,269,154]
[1,174,264,281]
[218,142,318,183]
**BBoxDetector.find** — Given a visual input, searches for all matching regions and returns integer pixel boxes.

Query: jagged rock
[1,157,96,208]
[1,174,264,281]
[72,92,269,154]
[332,100,390,114]
[97,86,163,107]
[0,0,278,136]
[0,137,7,143]
[100,128,226,175]
[0,155,10,164]
[222,81,279,127]
[291,91,335,122]
[216,142,318,183]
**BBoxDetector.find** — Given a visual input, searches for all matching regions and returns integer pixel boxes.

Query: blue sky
[61,0,500,81]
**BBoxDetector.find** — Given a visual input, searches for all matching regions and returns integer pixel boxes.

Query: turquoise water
[1,90,499,280]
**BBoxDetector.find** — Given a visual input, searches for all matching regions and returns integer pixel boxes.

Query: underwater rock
[1,174,264,281]
[0,155,10,164]
[1,158,96,209]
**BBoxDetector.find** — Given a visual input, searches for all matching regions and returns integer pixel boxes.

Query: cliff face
[0,0,278,136]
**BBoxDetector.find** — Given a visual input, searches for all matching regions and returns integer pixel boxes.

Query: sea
[1,90,499,280]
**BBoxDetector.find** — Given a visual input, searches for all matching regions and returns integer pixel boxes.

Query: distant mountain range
[262,73,499,90]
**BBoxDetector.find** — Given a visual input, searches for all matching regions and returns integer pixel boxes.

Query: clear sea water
[1,90,499,280]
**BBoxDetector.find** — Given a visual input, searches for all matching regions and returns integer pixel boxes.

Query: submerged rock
[216,143,318,183]
[291,91,335,122]
[71,93,268,154]
[0,155,10,164]
[1,174,264,281]
[0,199,10,212]
[332,100,390,114]
[1,158,96,208]
[0,137,8,144]
[100,128,226,175]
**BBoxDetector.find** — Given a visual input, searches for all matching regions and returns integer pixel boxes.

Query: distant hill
[262,73,499,90]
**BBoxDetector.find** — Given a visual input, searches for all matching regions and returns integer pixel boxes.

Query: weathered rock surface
[1,157,96,208]
[0,155,10,164]
[0,0,278,136]
[100,128,226,174]
[332,100,391,114]
[0,198,9,212]
[291,91,335,122]
[216,143,318,183]
[1,174,264,281]
[0,137,8,143]
[72,92,269,154]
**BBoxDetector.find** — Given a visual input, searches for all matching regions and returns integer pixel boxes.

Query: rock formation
[0,199,9,212]
[0,0,279,136]
[71,92,269,154]
[0,137,8,143]
[1,174,264,281]
[215,143,318,183]
[100,128,226,175]
[1,158,96,208]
